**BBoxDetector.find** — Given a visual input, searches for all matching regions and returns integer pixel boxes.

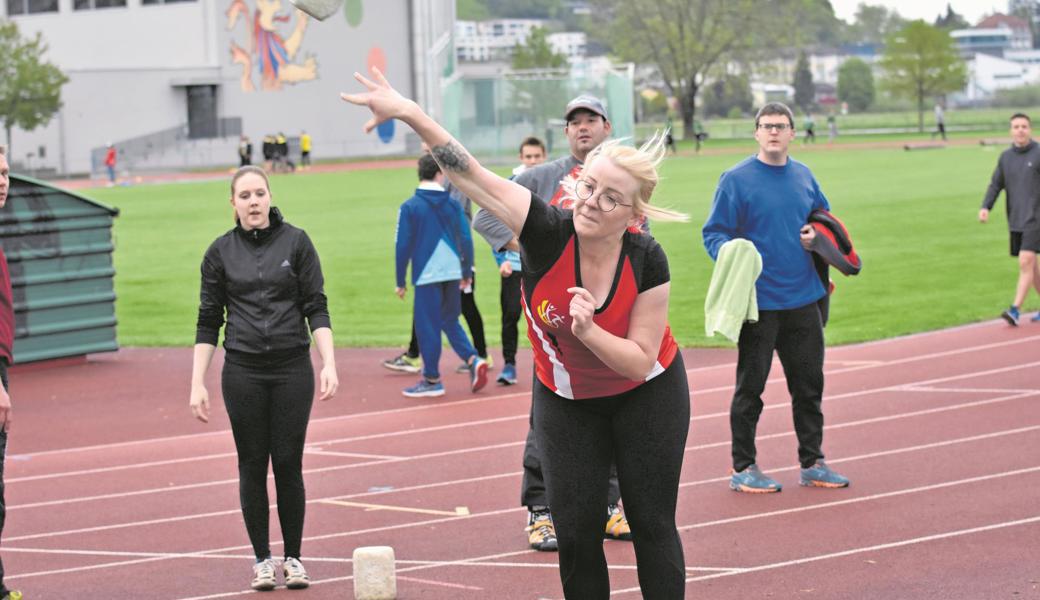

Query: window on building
[7,0,58,14]
[74,0,125,10]
[142,0,196,5]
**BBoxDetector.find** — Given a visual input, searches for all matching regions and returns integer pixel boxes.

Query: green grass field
[86,138,1028,348]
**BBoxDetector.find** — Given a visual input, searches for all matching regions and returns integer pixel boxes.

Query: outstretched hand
[340,67,416,133]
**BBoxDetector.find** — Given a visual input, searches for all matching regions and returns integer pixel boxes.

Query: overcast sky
[830,1,1005,26]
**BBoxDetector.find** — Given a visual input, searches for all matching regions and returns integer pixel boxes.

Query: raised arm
[341,67,530,237]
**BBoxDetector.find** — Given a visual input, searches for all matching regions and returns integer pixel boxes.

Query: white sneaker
[283,556,311,589]
[251,558,277,591]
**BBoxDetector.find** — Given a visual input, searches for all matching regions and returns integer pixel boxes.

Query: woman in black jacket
[189,165,338,591]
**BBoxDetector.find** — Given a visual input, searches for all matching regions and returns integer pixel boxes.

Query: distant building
[952,28,1015,58]
[455,19,586,63]
[978,13,1033,48]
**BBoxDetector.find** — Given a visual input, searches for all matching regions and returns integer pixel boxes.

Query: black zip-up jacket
[195,207,331,354]
[982,140,1040,232]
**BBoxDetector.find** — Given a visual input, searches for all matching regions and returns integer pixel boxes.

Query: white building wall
[3,0,445,175]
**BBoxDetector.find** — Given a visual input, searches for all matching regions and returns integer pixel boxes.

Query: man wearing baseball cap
[473,95,634,552]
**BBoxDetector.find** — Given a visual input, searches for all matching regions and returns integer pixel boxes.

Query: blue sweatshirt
[703,155,829,310]
[395,184,474,287]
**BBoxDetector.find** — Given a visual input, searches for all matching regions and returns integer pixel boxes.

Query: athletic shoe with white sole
[282,557,311,589]
[403,379,445,398]
[251,558,277,591]
[382,353,421,373]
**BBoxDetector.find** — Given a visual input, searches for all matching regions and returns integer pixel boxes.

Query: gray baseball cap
[565,95,609,121]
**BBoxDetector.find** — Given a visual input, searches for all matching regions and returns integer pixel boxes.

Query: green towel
[705,239,762,343]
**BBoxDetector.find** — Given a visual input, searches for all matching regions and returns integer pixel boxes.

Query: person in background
[703,102,849,494]
[394,155,488,397]
[979,112,1040,325]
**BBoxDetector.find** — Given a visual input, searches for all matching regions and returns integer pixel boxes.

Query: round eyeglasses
[575,179,632,212]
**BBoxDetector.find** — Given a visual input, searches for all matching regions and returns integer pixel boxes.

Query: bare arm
[189,343,217,423]
[568,283,670,381]
[312,327,338,401]
[341,68,531,237]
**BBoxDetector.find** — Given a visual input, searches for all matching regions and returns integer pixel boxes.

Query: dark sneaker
[800,460,850,488]
[729,464,782,493]
[282,557,311,589]
[469,357,488,392]
[402,379,445,398]
[383,353,421,373]
[251,558,277,591]
[526,509,558,551]
[1002,306,1020,326]
[497,362,518,385]
[1032,311,1040,323]
[604,504,632,541]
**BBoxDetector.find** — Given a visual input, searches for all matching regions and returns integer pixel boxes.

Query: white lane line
[396,575,483,591]
[14,358,1038,490]
[303,448,403,460]
[12,390,531,460]
[4,426,1035,565]
[609,515,1040,596]
[898,386,1039,394]
[8,440,523,511]
[8,419,1038,546]
[17,334,1038,462]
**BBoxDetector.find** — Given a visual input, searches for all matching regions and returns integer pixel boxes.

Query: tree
[934,3,969,31]
[793,51,815,112]
[837,57,875,111]
[511,27,568,70]
[845,3,907,45]
[0,21,68,155]
[590,0,757,140]
[508,28,569,137]
[457,0,490,20]
[702,74,753,118]
[880,21,967,132]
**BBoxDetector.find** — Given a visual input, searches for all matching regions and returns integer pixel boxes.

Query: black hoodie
[982,140,1040,232]
[195,206,330,356]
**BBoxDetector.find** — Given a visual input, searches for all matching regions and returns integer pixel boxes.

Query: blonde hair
[230,165,271,223]
[582,132,689,223]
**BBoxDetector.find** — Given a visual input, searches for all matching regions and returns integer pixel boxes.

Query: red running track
[4,320,1039,599]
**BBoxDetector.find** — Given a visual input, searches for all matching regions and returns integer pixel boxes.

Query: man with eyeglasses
[473,96,634,551]
[703,102,850,494]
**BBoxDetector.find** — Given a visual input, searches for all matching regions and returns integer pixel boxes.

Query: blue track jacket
[396,183,474,288]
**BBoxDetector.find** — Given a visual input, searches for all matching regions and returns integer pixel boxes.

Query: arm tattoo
[430,140,471,173]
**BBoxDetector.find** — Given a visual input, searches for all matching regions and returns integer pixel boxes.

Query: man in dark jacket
[980,113,1040,325]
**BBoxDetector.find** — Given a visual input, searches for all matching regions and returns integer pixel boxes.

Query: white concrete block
[353,546,397,600]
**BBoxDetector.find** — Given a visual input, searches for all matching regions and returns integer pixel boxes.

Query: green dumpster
[0,175,119,364]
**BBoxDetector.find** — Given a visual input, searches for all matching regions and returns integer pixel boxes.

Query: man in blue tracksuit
[703,102,849,493]
[395,155,488,398]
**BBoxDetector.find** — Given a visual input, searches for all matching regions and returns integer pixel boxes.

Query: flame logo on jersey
[537,299,566,329]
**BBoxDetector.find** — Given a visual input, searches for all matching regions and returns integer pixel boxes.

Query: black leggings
[222,352,314,560]
[500,271,522,365]
[534,357,690,600]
